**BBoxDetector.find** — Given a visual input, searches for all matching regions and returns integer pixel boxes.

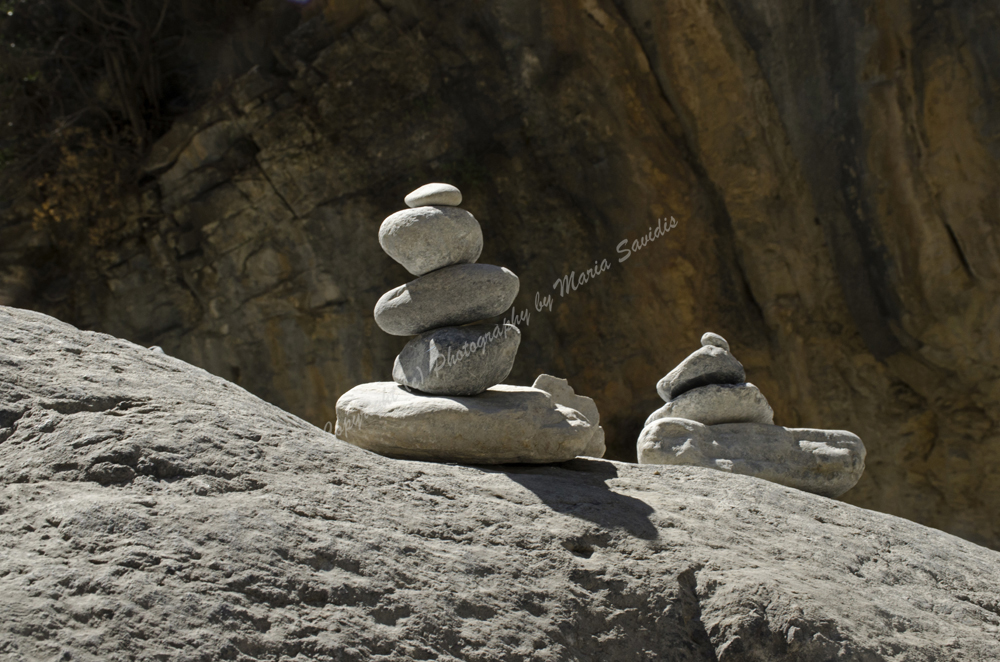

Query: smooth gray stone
[379,206,483,276]
[392,323,520,396]
[656,345,745,402]
[404,182,463,208]
[374,264,519,336]
[637,417,866,497]
[700,331,729,351]
[645,383,773,426]
[335,381,596,463]
[532,374,605,458]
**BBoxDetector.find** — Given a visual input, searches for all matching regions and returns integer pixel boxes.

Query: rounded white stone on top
[701,332,730,352]
[405,183,462,208]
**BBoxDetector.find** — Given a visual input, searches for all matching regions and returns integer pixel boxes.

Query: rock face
[2,1,999,550]
[3,307,1000,661]
[638,418,866,498]
[374,263,519,336]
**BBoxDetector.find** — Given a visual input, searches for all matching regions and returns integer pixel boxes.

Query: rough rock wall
[0,0,998,549]
[3,306,1000,661]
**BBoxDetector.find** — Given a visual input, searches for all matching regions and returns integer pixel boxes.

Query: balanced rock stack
[637,332,866,497]
[375,183,520,396]
[335,183,605,464]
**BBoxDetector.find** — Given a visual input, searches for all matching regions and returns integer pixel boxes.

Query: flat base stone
[336,382,598,464]
[637,417,866,497]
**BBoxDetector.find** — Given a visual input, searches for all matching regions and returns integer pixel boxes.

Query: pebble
[701,332,730,351]
[405,183,463,208]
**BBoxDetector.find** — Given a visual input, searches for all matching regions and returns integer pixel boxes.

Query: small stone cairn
[375,183,520,396]
[637,332,865,497]
[336,183,605,464]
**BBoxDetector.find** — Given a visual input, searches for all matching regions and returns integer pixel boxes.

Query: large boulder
[2,307,999,661]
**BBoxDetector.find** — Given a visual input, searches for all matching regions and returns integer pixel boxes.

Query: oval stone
[375,264,519,336]
[645,382,774,426]
[656,345,745,402]
[392,323,520,396]
[404,182,462,208]
[379,206,483,276]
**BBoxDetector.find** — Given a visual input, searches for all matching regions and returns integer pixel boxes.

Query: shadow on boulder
[478,458,658,541]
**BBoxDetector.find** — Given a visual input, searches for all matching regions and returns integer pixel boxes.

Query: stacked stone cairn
[335,183,605,464]
[637,332,866,497]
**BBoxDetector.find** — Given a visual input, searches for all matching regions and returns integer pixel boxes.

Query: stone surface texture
[531,374,605,458]
[2,307,1000,661]
[657,346,746,402]
[638,417,867,498]
[645,383,775,427]
[336,381,596,464]
[379,206,483,276]
[2,2,999,550]
[404,182,462,208]
[374,264,519,336]
[392,322,520,396]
